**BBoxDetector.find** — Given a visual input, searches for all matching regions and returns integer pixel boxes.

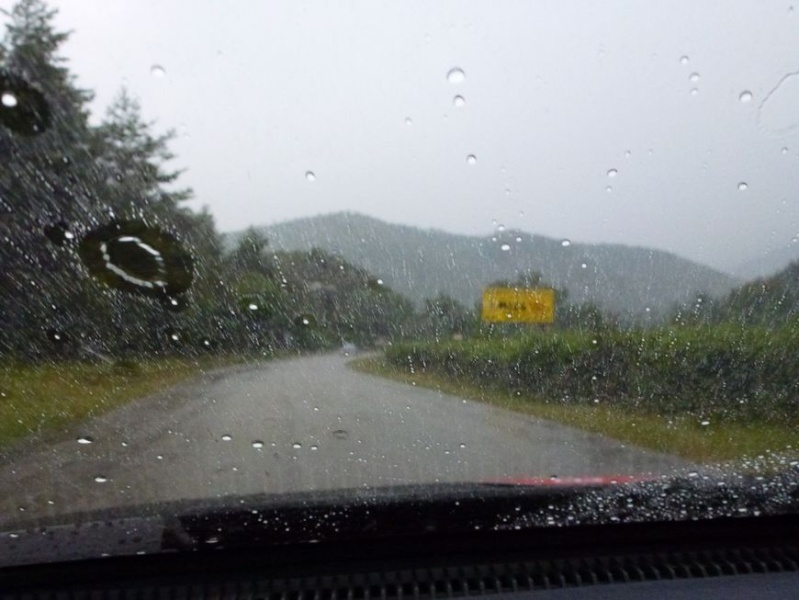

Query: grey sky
[43,0,799,272]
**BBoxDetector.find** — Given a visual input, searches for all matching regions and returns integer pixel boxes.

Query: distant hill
[227,212,739,320]
[716,260,799,326]
[731,245,799,280]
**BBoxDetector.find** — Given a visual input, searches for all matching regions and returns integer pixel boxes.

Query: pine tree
[92,88,191,221]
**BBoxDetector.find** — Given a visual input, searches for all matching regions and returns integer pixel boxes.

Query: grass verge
[351,357,798,464]
[0,356,245,451]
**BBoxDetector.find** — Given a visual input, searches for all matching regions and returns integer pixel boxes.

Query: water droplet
[581,263,587,269]
[759,73,799,134]
[301,318,309,325]
[781,147,789,155]
[77,437,93,445]
[466,154,477,165]
[150,65,166,78]
[700,420,710,427]
[292,442,302,449]
[738,181,748,191]
[689,72,700,83]
[561,239,571,247]
[404,117,413,126]
[679,55,690,65]
[94,476,108,483]
[447,67,465,84]
[332,429,349,440]
[515,236,522,243]
[607,168,618,178]
[500,244,510,251]
[221,434,232,441]
[605,186,613,193]
[459,443,466,449]
[739,90,753,103]
[376,278,384,285]
[1,92,17,107]
[305,171,316,182]
[453,95,465,108]
[310,444,319,451]
[251,441,264,449]
[624,150,631,158]
[690,88,699,96]
[248,303,258,311]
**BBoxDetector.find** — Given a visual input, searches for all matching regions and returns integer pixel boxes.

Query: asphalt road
[0,354,688,527]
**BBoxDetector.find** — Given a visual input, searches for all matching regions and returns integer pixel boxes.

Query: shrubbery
[386,323,799,424]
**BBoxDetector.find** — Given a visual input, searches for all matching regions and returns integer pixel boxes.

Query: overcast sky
[39,0,799,272]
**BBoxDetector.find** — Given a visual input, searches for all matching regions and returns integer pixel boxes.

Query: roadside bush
[385,325,799,424]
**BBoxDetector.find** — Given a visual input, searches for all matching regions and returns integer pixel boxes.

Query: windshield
[1,0,798,566]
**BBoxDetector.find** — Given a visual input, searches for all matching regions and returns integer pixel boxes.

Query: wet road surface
[0,354,688,527]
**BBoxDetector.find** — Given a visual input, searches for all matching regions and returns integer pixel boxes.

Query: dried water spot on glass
[78,220,194,301]
[0,70,51,136]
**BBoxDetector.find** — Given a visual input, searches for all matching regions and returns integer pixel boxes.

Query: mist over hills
[228,212,739,320]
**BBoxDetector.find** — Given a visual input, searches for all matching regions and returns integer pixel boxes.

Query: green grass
[0,356,243,450]
[351,357,799,464]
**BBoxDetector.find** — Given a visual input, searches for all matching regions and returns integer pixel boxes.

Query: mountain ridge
[226,212,739,320]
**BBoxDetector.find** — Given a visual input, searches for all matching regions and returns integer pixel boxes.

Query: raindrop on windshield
[77,437,93,445]
[310,444,319,451]
[739,90,753,103]
[679,55,690,65]
[781,147,789,154]
[466,154,477,165]
[94,476,108,483]
[150,65,166,78]
[43,222,75,246]
[447,67,465,84]
[292,442,302,449]
[738,182,748,191]
[251,441,264,449]
[0,70,52,135]
[500,244,510,251]
[248,303,259,311]
[404,117,413,126]
[515,236,522,243]
[305,171,316,182]
[605,185,613,193]
[689,72,700,83]
[561,239,571,247]
[78,221,193,300]
[758,72,799,134]
[607,168,618,178]
[453,95,466,108]
[221,434,232,441]
[690,88,699,96]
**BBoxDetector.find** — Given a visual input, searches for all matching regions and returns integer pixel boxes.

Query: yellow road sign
[481,287,555,323]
